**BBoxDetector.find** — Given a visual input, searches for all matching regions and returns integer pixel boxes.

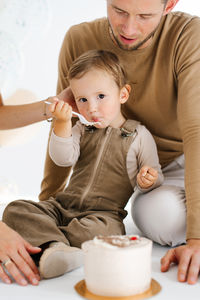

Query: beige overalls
[3,120,138,248]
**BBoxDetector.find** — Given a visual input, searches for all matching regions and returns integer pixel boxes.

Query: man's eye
[140,14,152,20]
[115,9,127,16]
[97,94,105,99]
[79,98,87,102]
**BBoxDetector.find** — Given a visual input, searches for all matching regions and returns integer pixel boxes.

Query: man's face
[107,0,171,51]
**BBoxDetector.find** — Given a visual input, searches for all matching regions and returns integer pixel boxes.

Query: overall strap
[120,119,139,138]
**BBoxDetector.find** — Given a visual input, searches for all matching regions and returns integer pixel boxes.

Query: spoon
[45,101,100,126]
[71,111,100,126]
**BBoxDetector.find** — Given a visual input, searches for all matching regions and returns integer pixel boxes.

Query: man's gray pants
[131,155,186,246]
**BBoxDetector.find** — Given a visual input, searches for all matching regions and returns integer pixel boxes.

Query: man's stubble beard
[108,21,161,51]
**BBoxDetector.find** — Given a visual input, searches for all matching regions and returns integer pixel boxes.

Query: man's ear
[120,84,131,104]
[163,0,179,15]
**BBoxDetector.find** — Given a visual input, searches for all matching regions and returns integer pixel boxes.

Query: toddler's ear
[120,84,131,104]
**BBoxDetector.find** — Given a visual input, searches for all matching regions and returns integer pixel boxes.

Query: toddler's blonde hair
[68,49,127,89]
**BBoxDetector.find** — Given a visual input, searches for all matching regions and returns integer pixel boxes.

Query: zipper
[79,127,112,209]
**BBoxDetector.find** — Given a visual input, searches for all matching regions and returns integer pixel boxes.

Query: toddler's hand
[51,100,72,123]
[137,166,158,189]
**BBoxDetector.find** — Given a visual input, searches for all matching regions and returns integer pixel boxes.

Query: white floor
[0,202,200,300]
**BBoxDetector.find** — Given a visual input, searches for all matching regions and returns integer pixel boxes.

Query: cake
[81,235,152,297]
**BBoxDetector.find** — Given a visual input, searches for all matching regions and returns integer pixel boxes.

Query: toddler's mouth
[92,117,100,123]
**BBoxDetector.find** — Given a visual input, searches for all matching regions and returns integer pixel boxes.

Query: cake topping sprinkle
[130,237,138,241]
[95,235,140,247]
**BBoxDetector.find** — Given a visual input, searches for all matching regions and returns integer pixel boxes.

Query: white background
[1,2,200,299]
[0,0,199,200]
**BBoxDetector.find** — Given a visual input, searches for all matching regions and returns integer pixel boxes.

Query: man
[39,0,200,285]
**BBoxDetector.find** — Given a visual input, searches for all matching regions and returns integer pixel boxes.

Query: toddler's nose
[88,102,97,113]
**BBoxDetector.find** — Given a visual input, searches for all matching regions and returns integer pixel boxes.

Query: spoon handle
[45,102,79,116]
[44,101,52,105]
[45,102,78,115]
[72,111,80,117]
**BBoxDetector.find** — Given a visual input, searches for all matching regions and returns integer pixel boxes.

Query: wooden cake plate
[74,279,161,300]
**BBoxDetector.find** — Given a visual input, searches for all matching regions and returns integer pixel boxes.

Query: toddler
[3,50,163,280]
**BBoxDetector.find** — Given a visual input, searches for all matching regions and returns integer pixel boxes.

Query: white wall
[0,0,199,201]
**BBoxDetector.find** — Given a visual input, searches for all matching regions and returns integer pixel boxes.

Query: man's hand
[161,239,200,284]
[0,221,41,286]
[137,166,158,189]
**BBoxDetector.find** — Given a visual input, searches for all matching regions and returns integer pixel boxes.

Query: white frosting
[82,235,152,297]
[93,235,146,248]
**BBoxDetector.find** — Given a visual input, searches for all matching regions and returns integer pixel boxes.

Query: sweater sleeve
[126,124,163,193]
[49,121,83,167]
[174,17,200,239]
[0,93,3,106]
[56,27,75,94]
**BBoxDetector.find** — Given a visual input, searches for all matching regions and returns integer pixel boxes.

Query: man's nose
[121,17,138,36]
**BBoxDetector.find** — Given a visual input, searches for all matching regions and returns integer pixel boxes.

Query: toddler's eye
[79,98,87,103]
[97,94,105,99]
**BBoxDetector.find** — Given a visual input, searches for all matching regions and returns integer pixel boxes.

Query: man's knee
[131,186,186,246]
